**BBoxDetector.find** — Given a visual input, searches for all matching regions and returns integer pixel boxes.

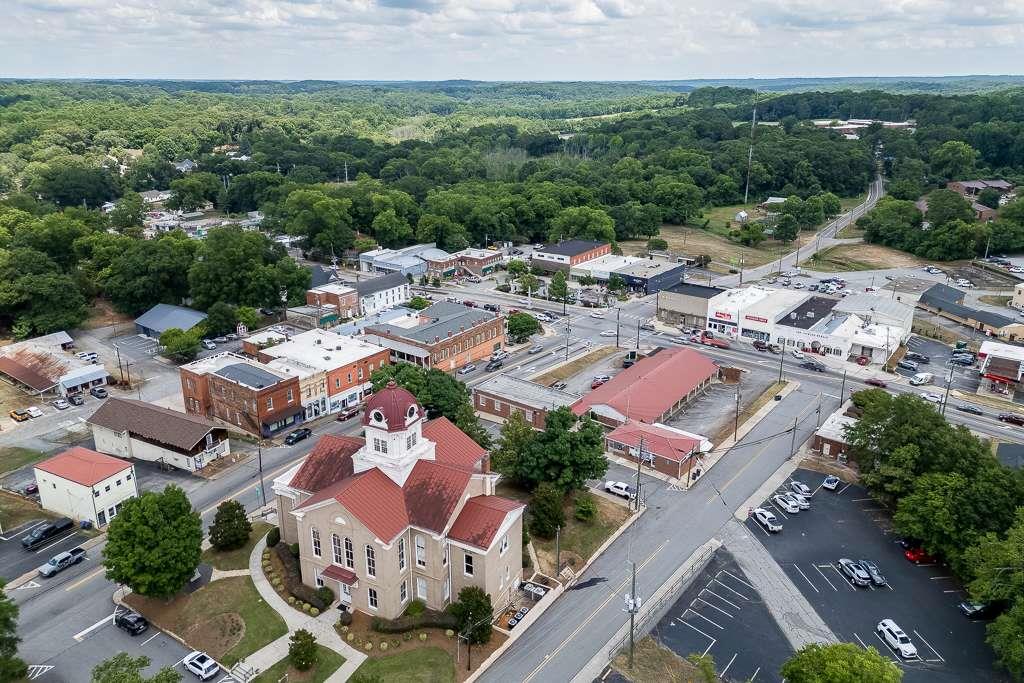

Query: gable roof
[919,285,1016,329]
[423,417,487,470]
[334,469,410,541]
[134,303,207,334]
[87,398,222,452]
[449,496,524,550]
[919,283,963,307]
[403,460,472,533]
[288,435,362,492]
[354,272,409,297]
[606,420,705,464]
[0,354,60,391]
[35,447,131,486]
[308,265,339,288]
[572,347,719,423]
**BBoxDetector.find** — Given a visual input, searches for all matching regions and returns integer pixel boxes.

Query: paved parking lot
[650,550,792,682]
[0,521,90,581]
[901,335,981,394]
[746,469,1002,683]
[110,334,161,360]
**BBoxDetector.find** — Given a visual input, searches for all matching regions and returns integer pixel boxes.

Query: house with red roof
[273,381,524,619]
[34,447,137,527]
[606,420,713,482]
[572,347,719,427]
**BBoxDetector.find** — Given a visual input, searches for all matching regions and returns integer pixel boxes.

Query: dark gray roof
[309,265,338,288]
[778,297,839,329]
[536,240,607,257]
[919,283,963,307]
[662,282,726,299]
[215,363,283,389]
[354,272,409,297]
[367,301,495,344]
[88,397,222,451]
[134,304,207,334]
[997,443,1024,470]
[919,285,1015,328]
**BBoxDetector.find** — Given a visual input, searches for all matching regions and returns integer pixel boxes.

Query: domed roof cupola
[363,380,422,432]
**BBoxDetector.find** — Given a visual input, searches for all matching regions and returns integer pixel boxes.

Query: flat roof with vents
[777,296,839,330]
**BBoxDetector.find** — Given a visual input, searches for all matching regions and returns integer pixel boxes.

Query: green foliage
[986,601,1024,680]
[926,189,975,227]
[91,653,181,683]
[102,485,202,598]
[316,585,335,606]
[288,629,318,672]
[167,172,222,211]
[507,312,541,342]
[528,482,566,539]
[280,189,355,258]
[646,237,668,252]
[407,296,431,310]
[978,188,1002,210]
[773,213,799,242]
[513,408,608,492]
[448,586,493,645]
[549,206,616,244]
[779,642,902,683]
[930,140,978,180]
[404,599,426,617]
[159,327,201,362]
[573,493,597,522]
[204,301,238,336]
[103,232,197,315]
[492,411,535,485]
[0,580,27,682]
[236,306,260,330]
[209,500,252,551]
[859,195,990,261]
[109,191,146,231]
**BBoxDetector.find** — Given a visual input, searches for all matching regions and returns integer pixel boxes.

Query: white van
[909,372,934,386]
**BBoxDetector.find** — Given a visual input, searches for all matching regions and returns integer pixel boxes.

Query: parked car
[752,340,768,352]
[865,378,887,388]
[490,350,509,361]
[949,356,975,366]
[528,344,544,354]
[483,303,500,312]
[550,381,568,391]
[283,428,312,445]
[773,494,800,514]
[921,392,944,404]
[212,336,228,344]
[68,394,84,406]
[604,481,635,500]
[52,399,69,410]
[839,558,872,587]
[821,475,841,491]
[856,355,870,366]
[202,340,217,350]
[622,358,635,369]
[485,359,503,372]
[115,609,150,635]
[589,311,605,319]
[905,352,930,363]
[600,330,617,337]
[674,336,690,345]
[904,546,938,564]
[25,406,43,418]
[38,547,86,577]
[22,517,74,550]
[90,387,108,399]
[956,404,983,415]
[859,559,887,587]
[897,360,919,372]
[335,406,360,422]
[877,619,918,659]
[998,413,1024,426]
[23,482,38,495]
[958,601,1008,621]
[183,651,220,681]
[799,361,825,372]
[790,481,812,497]
[259,307,275,316]
[753,508,782,532]
[457,363,477,375]
[785,492,810,509]
[9,409,30,422]
[225,333,239,341]
[791,349,805,360]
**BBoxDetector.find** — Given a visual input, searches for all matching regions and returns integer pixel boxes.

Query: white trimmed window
[400,580,408,603]
[368,588,378,610]
[398,537,406,571]
[332,534,343,565]
[311,527,321,557]
[344,536,354,569]
[415,535,426,567]
[464,553,474,577]
[366,545,376,577]
[500,534,509,556]
[416,577,427,600]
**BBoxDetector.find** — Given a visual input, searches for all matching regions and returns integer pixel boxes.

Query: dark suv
[998,413,1024,426]
[115,609,150,635]
[22,517,74,550]
[905,352,930,363]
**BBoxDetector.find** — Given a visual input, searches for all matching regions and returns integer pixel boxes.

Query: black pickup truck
[22,517,74,550]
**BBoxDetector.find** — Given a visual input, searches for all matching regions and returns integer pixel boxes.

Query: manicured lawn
[351,647,455,683]
[126,576,287,666]
[0,447,49,476]
[202,522,272,571]
[253,645,345,683]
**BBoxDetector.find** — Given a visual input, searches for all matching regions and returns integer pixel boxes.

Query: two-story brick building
[361,302,505,371]
[306,283,358,319]
[472,375,579,429]
[451,248,503,276]
[273,382,524,619]
[530,240,611,274]
[180,353,304,437]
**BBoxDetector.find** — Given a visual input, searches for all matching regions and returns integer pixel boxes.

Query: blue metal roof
[134,304,207,334]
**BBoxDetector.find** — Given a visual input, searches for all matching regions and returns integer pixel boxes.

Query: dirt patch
[612,636,706,682]
[182,612,246,658]
[80,299,133,330]
[621,225,784,268]
[530,346,619,386]
[803,244,926,271]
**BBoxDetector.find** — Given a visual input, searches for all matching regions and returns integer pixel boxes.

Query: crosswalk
[26,665,54,680]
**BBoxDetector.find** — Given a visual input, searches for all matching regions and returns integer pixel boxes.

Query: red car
[904,547,937,564]
[856,356,870,366]
[336,406,360,422]
[865,378,887,388]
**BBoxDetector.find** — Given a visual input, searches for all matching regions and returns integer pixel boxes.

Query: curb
[4,531,108,592]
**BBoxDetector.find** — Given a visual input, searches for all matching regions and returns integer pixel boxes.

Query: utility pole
[941,365,954,416]
[738,255,744,286]
[257,439,266,508]
[734,385,741,440]
[840,369,847,400]
[789,417,799,459]
[114,344,125,384]
[634,436,644,513]
[815,393,823,428]
[554,526,561,577]
[616,307,621,348]
[636,318,641,350]
[777,350,785,383]
[626,562,641,669]
[565,321,571,360]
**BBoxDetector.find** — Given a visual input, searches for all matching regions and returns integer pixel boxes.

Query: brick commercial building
[530,240,611,274]
[572,347,719,427]
[306,283,358,319]
[947,179,1013,199]
[656,283,726,329]
[273,382,524,619]
[362,302,505,372]
[181,353,304,437]
[451,248,503,276]
[605,420,712,482]
[472,375,580,429]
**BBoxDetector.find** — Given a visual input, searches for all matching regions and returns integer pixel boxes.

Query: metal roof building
[134,303,208,338]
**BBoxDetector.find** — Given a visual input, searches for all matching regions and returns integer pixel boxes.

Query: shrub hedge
[371,608,458,633]
[274,544,327,611]
[267,527,281,548]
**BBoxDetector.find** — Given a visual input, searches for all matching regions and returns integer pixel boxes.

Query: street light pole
[616,307,621,348]
[778,350,785,383]
[257,439,266,507]
[941,365,954,416]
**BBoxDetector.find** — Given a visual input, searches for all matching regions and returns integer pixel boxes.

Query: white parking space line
[792,564,819,593]
[692,597,733,618]
[853,632,869,649]
[913,629,945,663]
[719,569,755,591]
[35,530,79,554]
[812,564,839,592]
[850,497,873,502]
[828,563,857,591]
[677,620,717,656]
[685,608,725,631]
[765,502,788,520]
[713,578,751,601]
[0,521,46,541]
[750,520,772,537]
[720,653,738,677]
[140,632,160,646]
[700,588,741,610]
[749,666,761,681]
[73,614,113,641]
[929,576,954,580]
[837,483,852,495]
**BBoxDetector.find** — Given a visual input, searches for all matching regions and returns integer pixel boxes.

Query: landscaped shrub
[574,493,597,522]
[371,609,458,633]
[347,633,355,642]
[273,544,327,610]
[289,543,300,557]
[316,585,335,605]
[288,629,318,672]
[379,641,388,651]
[364,642,373,651]
[446,629,455,639]
[403,633,413,642]
[310,607,320,617]
[338,611,353,627]
[287,596,296,605]
[404,599,426,617]
[391,639,400,649]
[266,526,281,548]
[419,632,427,641]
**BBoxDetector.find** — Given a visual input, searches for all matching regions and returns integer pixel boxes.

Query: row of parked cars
[753,480,820,532]
[9,386,108,422]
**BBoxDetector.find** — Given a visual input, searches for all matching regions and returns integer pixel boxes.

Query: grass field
[351,647,455,683]
[802,244,926,272]
[253,645,345,683]
[0,447,49,476]
[202,522,272,571]
[0,490,50,530]
[979,295,1012,307]
[611,636,705,682]
[530,346,619,386]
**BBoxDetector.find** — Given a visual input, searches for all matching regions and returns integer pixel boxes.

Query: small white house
[734,210,749,223]
[34,447,137,528]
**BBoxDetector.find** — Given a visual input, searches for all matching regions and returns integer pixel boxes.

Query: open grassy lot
[0,447,49,476]
[611,636,707,682]
[530,346,619,387]
[201,522,272,571]
[802,243,926,272]
[532,492,631,576]
[979,294,1012,307]
[0,490,51,530]
[127,576,287,666]
[253,645,345,683]
[350,646,455,683]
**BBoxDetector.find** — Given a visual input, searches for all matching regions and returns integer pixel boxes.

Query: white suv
[183,651,220,680]
[604,481,635,500]
[753,508,782,532]
[877,619,918,659]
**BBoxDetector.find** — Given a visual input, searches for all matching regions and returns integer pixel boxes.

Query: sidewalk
[241,536,366,681]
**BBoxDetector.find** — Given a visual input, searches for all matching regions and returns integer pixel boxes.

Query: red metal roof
[362,381,420,432]
[35,447,131,486]
[448,496,524,550]
[289,435,363,492]
[320,564,357,585]
[572,348,718,423]
[0,355,58,391]
[403,460,472,533]
[335,469,410,542]
[606,420,701,464]
[423,417,486,470]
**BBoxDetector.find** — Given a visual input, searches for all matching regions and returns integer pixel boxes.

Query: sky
[2,0,1023,80]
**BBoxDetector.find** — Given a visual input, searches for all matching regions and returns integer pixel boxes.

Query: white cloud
[1,0,1022,79]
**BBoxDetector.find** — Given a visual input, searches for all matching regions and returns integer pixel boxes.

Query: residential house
[353,272,411,316]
